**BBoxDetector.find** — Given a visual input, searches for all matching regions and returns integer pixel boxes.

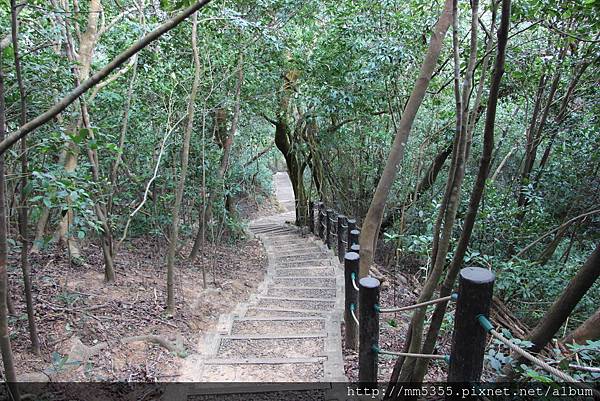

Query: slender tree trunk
[189,54,244,260]
[563,307,600,345]
[62,1,116,281]
[358,0,454,278]
[536,221,573,266]
[11,0,41,355]
[397,0,477,383]
[413,0,510,381]
[166,12,202,312]
[380,142,453,232]
[516,46,565,219]
[0,46,21,401]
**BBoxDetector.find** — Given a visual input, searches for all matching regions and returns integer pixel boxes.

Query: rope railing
[373,345,449,362]
[351,272,360,291]
[376,293,458,314]
[307,204,596,390]
[477,315,580,384]
[350,303,360,327]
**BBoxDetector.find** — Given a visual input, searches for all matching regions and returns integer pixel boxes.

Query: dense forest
[0,0,598,398]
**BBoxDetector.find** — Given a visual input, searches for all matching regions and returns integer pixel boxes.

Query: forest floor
[8,194,278,384]
[9,178,455,387]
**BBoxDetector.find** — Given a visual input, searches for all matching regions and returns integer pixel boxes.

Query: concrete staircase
[190,218,345,383]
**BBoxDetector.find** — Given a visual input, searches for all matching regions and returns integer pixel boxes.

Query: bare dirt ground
[7,197,277,384]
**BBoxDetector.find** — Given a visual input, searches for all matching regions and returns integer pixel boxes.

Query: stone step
[203,357,325,365]
[250,226,294,233]
[258,232,303,238]
[275,259,333,268]
[217,336,326,358]
[197,362,325,382]
[255,297,336,311]
[266,287,336,299]
[270,246,323,254]
[230,318,326,336]
[274,253,327,260]
[274,267,335,277]
[263,237,312,243]
[244,307,327,318]
[271,277,336,288]
[255,232,299,238]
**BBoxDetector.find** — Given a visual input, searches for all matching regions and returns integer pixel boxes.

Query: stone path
[178,172,345,398]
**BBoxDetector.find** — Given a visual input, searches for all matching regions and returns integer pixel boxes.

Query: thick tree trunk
[166,13,202,313]
[31,207,50,252]
[358,0,454,279]
[526,243,600,354]
[563,307,600,346]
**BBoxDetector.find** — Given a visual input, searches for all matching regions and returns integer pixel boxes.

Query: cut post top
[460,266,495,284]
[359,276,380,289]
[345,252,360,261]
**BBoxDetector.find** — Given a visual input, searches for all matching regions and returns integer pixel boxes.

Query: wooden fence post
[309,201,315,233]
[344,251,359,350]
[326,209,334,249]
[349,229,360,250]
[448,267,495,382]
[318,203,325,240]
[350,244,360,255]
[337,215,347,263]
[359,276,380,387]
[347,219,356,252]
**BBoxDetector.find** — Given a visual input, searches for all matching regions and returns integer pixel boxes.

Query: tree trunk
[413,0,510,382]
[358,0,454,278]
[11,0,41,355]
[526,243,600,354]
[397,0,477,383]
[536,221,573,266]
[516,46,565,218]
[189,54,244,260]
[563,307,600,346]
[380,142,452,232]
[31,207,50,252]
[166,12,202,313]
[0,44,21,401]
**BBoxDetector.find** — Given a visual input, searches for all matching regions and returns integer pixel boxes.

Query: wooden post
[344,251,359,350]
[326,209,333,249]
[350,244,360,255]
[337,215,347,263]
[309,201,315,233]
[448,267,495,382]
[318,203,325,240]
[347,219,356,252]
[349,229,360,249]
[359,276,380,387]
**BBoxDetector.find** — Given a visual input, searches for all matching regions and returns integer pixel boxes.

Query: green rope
[372,345,449,362]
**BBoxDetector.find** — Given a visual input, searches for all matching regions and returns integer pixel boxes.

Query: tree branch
[0,0,214,157]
